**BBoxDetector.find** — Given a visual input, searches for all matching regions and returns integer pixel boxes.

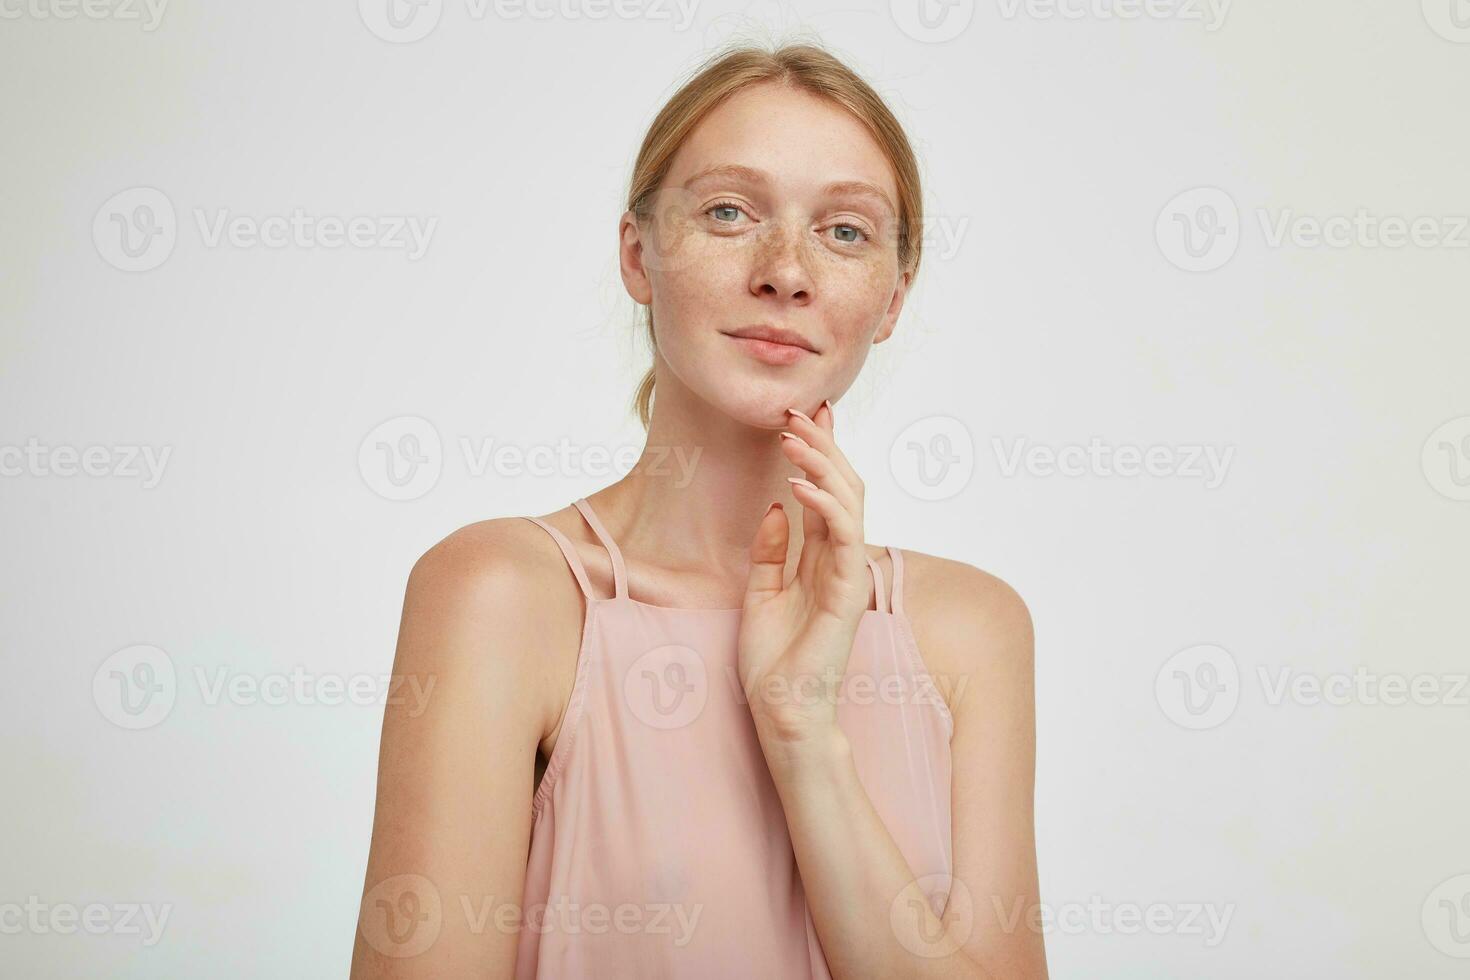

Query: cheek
[803,243,898,337]
[646,217,744,301]
[829,254,893,303]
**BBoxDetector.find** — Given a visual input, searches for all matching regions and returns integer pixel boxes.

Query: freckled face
[624,82,910,429]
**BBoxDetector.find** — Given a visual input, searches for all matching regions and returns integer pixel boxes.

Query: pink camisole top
[515,497,955,979]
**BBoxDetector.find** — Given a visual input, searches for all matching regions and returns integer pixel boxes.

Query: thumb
[745,502,789,604]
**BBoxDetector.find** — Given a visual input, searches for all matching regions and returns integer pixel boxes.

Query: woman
[351,42,1045,980]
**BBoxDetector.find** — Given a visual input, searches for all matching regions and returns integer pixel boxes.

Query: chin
[711,385,812,430]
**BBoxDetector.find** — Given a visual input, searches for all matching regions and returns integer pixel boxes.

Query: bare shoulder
[406,514,576,613]
[897,549,1035,714]
[355,515,582,976]
[396,514,586,737]
[898,549,1032,644]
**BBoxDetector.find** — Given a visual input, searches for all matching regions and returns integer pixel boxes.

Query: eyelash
[705,200,870,245]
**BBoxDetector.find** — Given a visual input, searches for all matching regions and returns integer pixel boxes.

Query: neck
[591,365,822,591]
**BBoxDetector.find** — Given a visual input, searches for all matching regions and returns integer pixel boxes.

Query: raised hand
[737,400,871,747]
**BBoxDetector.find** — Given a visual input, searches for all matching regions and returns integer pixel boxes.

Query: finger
[793,477,828,578]
[815,400,862,497]
[785,405,863,502]
[778,430,860,517]
[787,477,862,550]
[787,476,867,602]
[795,484,829,589]
[744,501,790,604]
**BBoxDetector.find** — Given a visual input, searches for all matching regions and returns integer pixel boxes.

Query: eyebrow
[681,164,896,218]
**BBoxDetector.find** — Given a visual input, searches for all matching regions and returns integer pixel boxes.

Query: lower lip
[727,335,812,366]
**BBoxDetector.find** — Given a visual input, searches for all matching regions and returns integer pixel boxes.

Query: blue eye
[708,202,743,222]
[832,224,864,243]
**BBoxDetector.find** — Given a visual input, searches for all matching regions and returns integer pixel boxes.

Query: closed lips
[724,326,817,352]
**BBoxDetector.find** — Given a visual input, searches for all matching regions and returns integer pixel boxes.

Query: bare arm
[918,562,1046,977]
[757,561,1045,979]
[744,403,1045,978]
[350,521,573,978]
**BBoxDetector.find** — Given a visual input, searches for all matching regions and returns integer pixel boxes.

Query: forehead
[664,82,899,207]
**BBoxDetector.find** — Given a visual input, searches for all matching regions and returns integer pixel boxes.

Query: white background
[3,0,1468,976]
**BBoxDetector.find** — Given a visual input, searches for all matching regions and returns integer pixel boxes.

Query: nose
[748,220,813,304]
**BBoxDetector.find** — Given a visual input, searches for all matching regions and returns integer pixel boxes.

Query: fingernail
[778,431,806,446]
[786,407,814,425]
[766,501,783,513]
[786,476,817,490]
[822,398,832,413]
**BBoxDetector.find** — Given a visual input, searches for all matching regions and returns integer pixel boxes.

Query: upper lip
[723,324,818,353]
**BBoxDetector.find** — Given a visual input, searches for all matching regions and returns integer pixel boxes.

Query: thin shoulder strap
[886,545,906,617]
[866,557,888,614]
[571,497,628,600]
[519,515,593,599]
